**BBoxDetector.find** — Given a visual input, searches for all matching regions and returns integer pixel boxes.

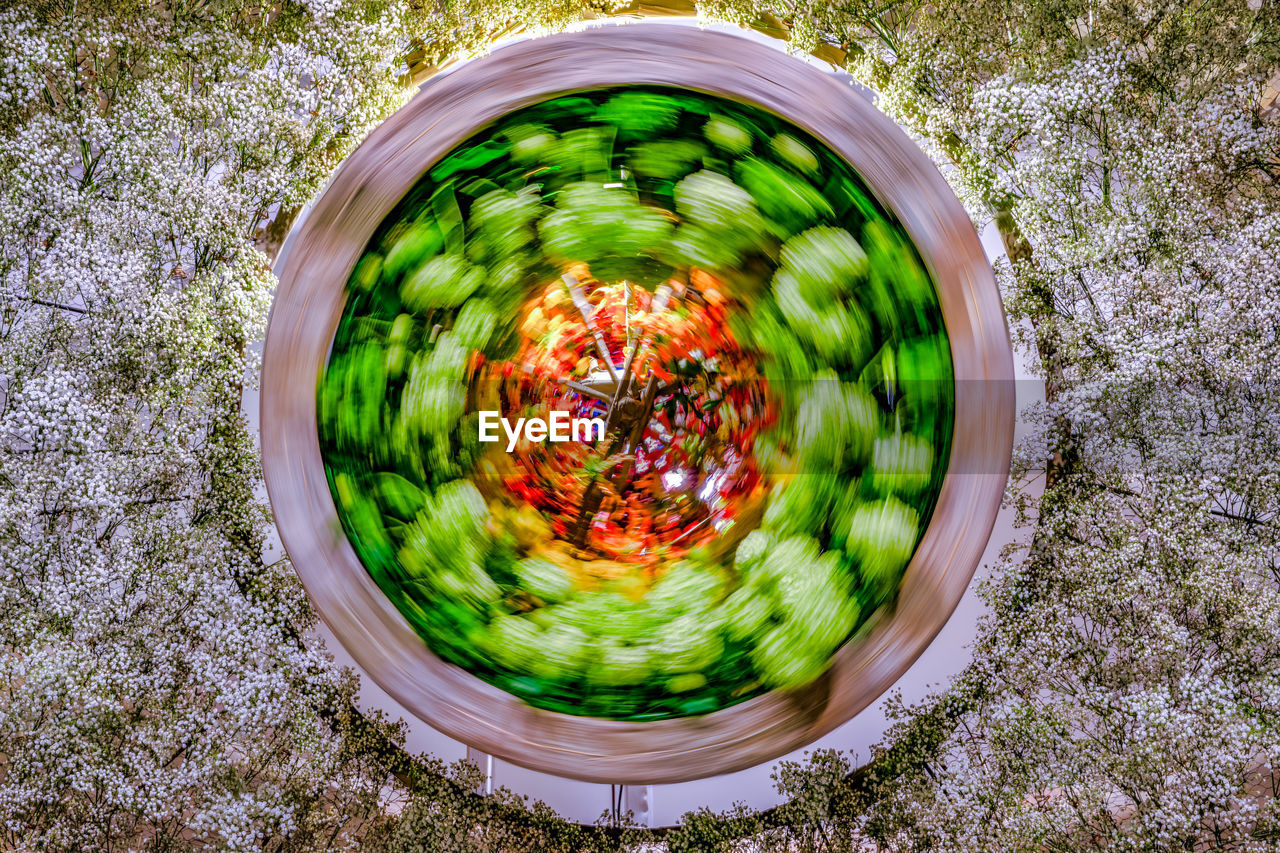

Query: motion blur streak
[261,26,1013,783]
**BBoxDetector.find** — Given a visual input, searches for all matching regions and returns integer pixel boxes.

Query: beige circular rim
[262,24,1014,785]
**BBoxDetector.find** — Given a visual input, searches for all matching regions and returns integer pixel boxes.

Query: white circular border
[262,24,1014,785]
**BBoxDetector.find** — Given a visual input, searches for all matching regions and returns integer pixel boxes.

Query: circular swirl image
[317,85,954,721]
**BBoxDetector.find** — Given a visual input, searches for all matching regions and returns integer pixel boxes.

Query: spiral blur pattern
[317,86,953,720]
